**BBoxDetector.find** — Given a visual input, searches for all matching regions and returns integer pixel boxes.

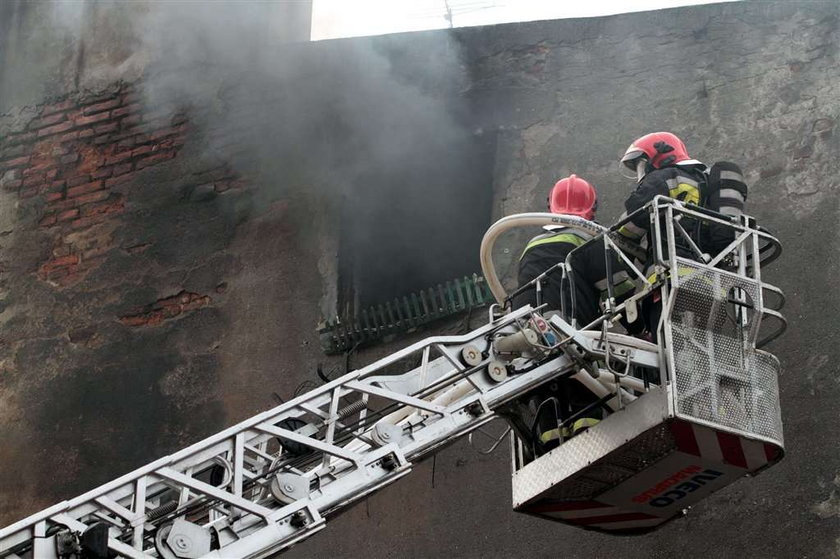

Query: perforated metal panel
[539,423,678,500]
[667,261,783,445]
[512,387,672,508]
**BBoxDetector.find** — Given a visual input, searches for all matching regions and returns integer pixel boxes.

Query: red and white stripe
[670,420,782,471]
[525,500,667,532]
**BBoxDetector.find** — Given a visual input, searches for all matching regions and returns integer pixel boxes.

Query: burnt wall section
[0,84,191,286]
[0,84,290,520]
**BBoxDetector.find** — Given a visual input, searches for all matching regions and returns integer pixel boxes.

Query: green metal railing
[318,274,495,354]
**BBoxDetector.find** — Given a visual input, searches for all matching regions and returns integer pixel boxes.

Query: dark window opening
[337,131,497,314]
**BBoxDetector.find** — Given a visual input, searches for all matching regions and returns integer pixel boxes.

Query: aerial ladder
[0,197,786,558]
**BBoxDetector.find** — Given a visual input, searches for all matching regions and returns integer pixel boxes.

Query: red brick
[1,155,31,169]
[42,99,76,116]
[22,166,44,177]
[37,121,75,138]
[83,98,121,115]
[57,208,80,222]
[182,296,211,312]
[71,216,104,230]
[45,191,64,202]
[116,137,136,150]
[106,174,134,187]
[75,190,110,205]
[131,145,154,158]
[121,115,142,127]
[112,103,141,118]
[19,187,38,199]
[26,161,57,175]
[48,179,66,190]
[91,167,113,179]
[58,130,80,143]
[105,151,133,165]
[149,127,179,141]
[29,112,67,130]
[39,213,57,227]
[67,175,92,187]
[78,129,95,139]
[112,162,133,176]
[47,254,79,268]
[60,153,80,165]
[136,150,175,169]
[67,180,103,198]
[45,168,59,180]
[120,315,150,327]
[80,198,123,217]
[22,174,45,188]
[94,122,118,135]
[47,198,78,212]
[75,112,111,127]
[50,144,70,156]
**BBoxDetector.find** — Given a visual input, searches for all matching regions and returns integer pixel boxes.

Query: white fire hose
[479,213,608,305]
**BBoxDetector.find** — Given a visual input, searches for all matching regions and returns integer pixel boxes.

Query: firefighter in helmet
[512,174,600,325]
[617,131,748,338]
[619,131,708,240]
[513,175,636,453]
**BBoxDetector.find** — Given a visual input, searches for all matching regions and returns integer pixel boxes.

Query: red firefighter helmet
[547,174,597,220]
[621,132,691,172]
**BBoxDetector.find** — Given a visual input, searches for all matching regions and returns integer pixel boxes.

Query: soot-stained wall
[1,1,839,558]
[0,0,495,527]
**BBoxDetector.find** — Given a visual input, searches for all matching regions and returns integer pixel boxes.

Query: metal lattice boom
[0,306,577,559]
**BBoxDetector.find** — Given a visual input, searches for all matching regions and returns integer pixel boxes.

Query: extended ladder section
[0,198,786,556]
[0,305,590,559]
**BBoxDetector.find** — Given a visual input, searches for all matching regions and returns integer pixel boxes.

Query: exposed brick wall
[0,83,189,287]
[119,290,212,327]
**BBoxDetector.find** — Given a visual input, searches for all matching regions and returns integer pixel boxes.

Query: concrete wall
[0,1,838,557]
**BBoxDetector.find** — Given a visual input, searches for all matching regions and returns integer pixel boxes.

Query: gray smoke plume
[0,1,493,312]
[132,2,490,309]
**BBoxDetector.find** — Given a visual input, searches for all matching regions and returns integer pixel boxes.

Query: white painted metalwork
[0,198,785,557]
[0,304,593,559]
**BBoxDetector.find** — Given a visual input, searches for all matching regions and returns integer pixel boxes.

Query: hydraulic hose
[479,213,608,305]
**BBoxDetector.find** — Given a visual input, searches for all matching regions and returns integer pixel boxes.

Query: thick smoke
[134,3,490,310]
[1,1,492,313]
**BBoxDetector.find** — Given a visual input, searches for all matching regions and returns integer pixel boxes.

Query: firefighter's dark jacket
[513,227,636,327]
[620,164,707,239]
